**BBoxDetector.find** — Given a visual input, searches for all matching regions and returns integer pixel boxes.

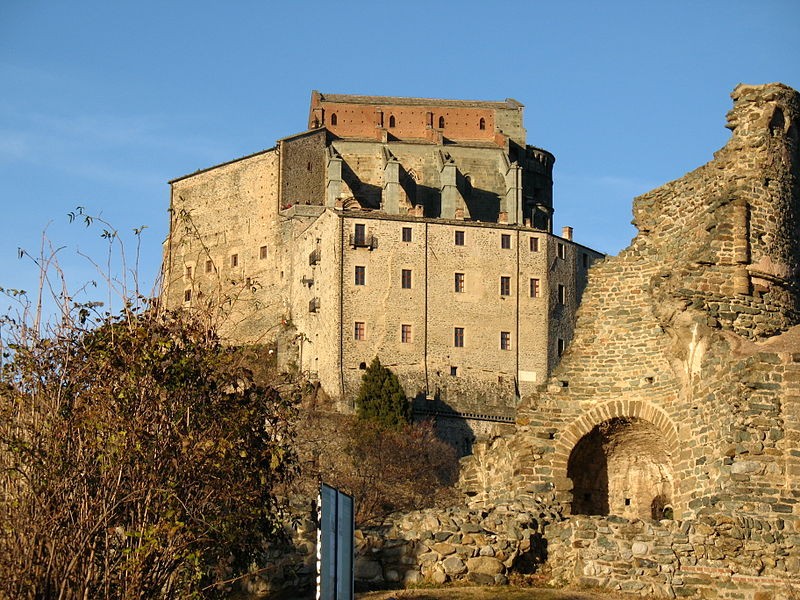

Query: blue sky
[1,1,798,318]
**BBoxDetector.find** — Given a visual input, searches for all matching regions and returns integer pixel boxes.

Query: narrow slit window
[401,324,412,343]
[438,116,445,128]
[260,245,268,259]
[479,117,486,130]
[389,115,396,128]
[330,113,337,126]
[230,254,239,268]
[530,237,539,252]
[500,331,511,350]
[501,234,511,249]
[354,266,365,286]
[558,284,566,305]
[454,327,464,348]
[401,269,412,289]
[454,230,465,246]
[205,259,213,273]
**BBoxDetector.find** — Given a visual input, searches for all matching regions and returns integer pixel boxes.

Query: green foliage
[0,306,298,598]
[355,357,410,428]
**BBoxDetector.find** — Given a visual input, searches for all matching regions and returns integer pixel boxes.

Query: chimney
[561,226,573,241]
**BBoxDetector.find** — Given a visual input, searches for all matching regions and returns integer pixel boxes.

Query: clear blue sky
[1,1,798,317]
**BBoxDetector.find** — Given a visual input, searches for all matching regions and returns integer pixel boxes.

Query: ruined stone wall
[546,515,800,598]
[458,83,800,597]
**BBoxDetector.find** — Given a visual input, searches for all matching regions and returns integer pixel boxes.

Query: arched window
[389,115,396,128]
[479,117,486,130]
[438,116,445,128]
[330,113,338,126]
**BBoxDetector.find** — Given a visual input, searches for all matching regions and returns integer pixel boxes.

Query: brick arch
[551,400,682,511]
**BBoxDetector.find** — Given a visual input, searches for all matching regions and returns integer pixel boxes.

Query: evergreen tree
[355,357,410,428]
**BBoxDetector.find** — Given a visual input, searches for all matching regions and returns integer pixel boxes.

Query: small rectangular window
[530,237,539,252]
[454,272,465,293]
[501,234,511,249]
[354,322,365,341]
[454,327,464,348]
[583,252,589,269]
[354,265,366,286]
[184,289,192,303]
[401,269,412,289]
[530,278,540,298]
[450,366,458,377]
[500,331,511,350]
[558,284,566,305]
[260,245,268,259]
[186,265,192,278]
[500,276,511,296]
[230,254,239,268]
[454,230,465,246]
[401,324,412,343]
[402,227,412,242]
[557,243,566,260]
[557,338,566,356]
[354,223,366,245]
[205,259,213,274]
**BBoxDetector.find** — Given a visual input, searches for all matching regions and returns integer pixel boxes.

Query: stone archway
[552,400,681,519]
[567,417,674,519]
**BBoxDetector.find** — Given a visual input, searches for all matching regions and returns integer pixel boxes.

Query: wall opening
[567,417,673,520]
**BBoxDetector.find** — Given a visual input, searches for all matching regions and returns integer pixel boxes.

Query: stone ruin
[251,83,800,599]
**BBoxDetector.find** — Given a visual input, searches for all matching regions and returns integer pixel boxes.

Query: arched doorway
[567,417,674,520]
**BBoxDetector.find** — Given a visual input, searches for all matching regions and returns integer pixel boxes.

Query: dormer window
[330,113,338,126]
[479,117,486,130]
[438,116,445,128]
[389,115,396,128]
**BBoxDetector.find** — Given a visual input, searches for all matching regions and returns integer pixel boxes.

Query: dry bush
[294,406,459,526]
[0,214,299,599]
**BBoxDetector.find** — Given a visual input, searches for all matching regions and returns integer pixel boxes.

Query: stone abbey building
[163,92,602,435]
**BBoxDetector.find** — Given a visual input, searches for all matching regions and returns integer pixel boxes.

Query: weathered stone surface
[466,556,505,575]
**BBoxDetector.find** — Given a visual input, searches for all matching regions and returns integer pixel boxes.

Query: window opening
[454,272,465,293]
[500,331,511,350]
[354,322,365,340]
[454,327,464,348]
[438,116,445,128]
[500,276,511,296]
[330,113,337,126]
[205,259,213,273]
[479,117,486,130]
[354,266,365,285]
[230,254,238,268]
[401,324,412,343]
[389,115,396,128]
[401,269,412,289]
[454,230,465,246]
[501,234,511,249]
[354,223,366,245]
[402,227,412,242]
[558,284,566,305]
[184,289,192,303]
[558,243,566,259]
[530,278,540,298]
[450,366,458,376]
[260,245,268,259]
[530,237,539,252]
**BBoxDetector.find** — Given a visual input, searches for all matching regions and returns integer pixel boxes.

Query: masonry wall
[164,149,283,344]
[279,129,327,208]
